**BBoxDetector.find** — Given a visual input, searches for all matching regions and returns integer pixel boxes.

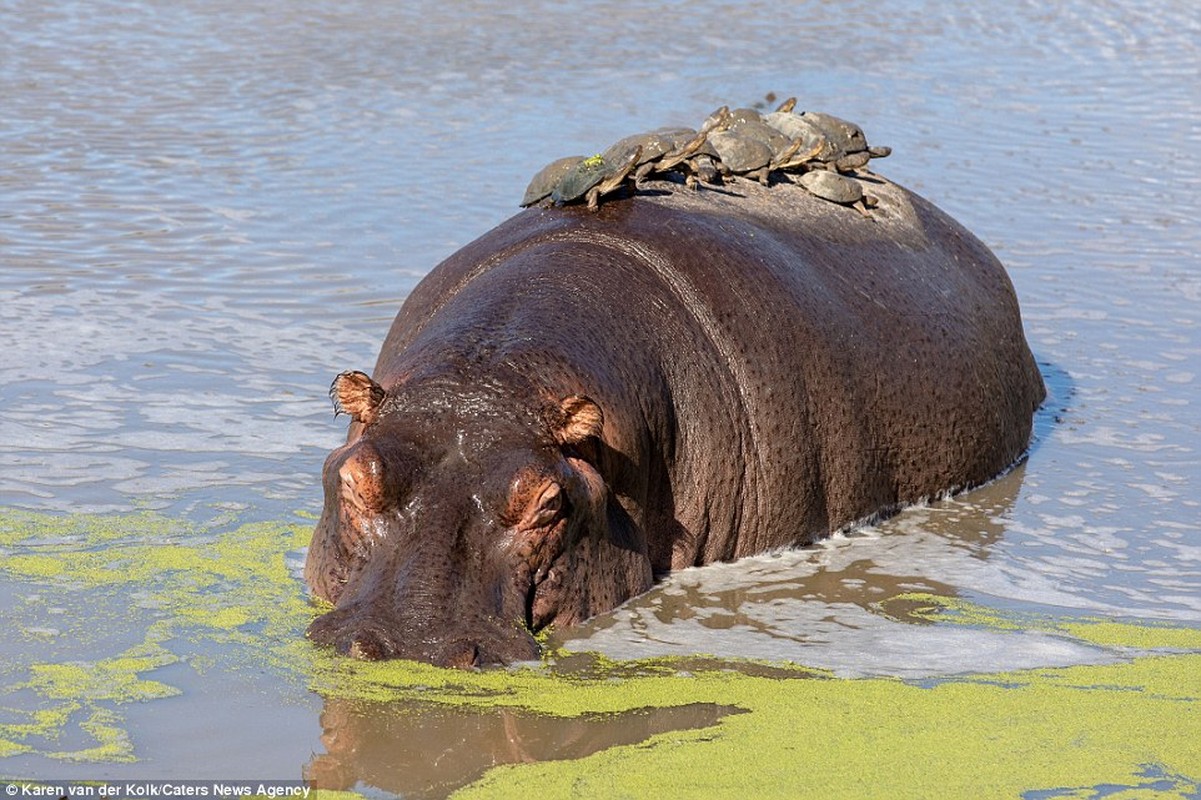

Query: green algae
[890,591,1201,651]
[1,506,1200,797]
[450,653,1201,799]
[1062,620,1201,651]
[72,708,136,763]
[0,509,315,763]
[299,583,1201,797]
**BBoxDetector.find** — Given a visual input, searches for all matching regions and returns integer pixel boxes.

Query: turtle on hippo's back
[519,96,893,213]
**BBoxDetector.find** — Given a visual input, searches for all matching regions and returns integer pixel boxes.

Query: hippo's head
[304,371,652,668]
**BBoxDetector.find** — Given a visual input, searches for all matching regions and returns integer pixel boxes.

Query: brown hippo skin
[304,177,1045,667]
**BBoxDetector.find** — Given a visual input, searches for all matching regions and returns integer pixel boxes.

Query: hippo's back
[377,177,1045,563]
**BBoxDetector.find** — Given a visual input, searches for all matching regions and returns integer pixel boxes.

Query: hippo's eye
[518,480,563,530]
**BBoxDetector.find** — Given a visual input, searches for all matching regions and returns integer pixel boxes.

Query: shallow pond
[2,0,1199,796]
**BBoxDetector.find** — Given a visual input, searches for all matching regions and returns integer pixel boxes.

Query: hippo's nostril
[342,625,399,661]
[348,635,386,661]
[308,603,542,667]
[305,614,339,647]
[307,611,400,661]
[441,641,481,670]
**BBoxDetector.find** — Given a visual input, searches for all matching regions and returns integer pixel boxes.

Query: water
[2,0,1199,794]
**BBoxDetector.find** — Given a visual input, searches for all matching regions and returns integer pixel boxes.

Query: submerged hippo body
[305,177,1045,667]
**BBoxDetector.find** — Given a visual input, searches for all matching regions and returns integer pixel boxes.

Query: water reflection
[303,697,741,799]
[556,459,1109,676]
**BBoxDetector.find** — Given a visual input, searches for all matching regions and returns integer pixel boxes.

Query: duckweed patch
[891,591,1201,651]
[0,509,314,762]
[451,647,1201,799]
[1,508,1199,797]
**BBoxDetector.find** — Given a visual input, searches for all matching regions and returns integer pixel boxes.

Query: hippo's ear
[330,371,386,425]
[552,395,604,446]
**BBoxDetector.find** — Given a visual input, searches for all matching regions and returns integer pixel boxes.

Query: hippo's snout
[306,612,402,661]
[306,607,540,669]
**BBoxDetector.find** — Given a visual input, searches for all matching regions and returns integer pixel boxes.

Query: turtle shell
[709,131,772,173]
[551,155,611,204]
[834,150,872,172]
[602,131,677,167]
[645,127,714,175]
[798,170,864,204]
[763,112,834,162]
[728,118,790,153]
[521,155,584,207]
[728,107,764,126]
[657,127,701,149]
[800,111,868,155]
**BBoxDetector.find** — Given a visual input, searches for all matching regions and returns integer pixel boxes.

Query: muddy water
[2,0,1199,794]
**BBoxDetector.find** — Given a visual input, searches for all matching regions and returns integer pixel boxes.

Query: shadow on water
[303,697,743,799]
[1028,358,1075,461]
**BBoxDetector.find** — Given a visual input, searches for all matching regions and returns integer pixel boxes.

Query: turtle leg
[634,161,654,188]
[770,138,803,171]
[656,130,708,173]
[776,139,824,172]
[835,151,871,173]
[587,145,643,211]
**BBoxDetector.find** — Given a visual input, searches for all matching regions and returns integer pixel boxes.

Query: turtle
[623,127,700,184]
[712,117,818,182]
[797,111,893,173]
[687,152,722,185]
[833,150,872,172]
[585,145,642,209]
[801,111,868,154]
[775,96,797,113]
[728,118,791,153]
[551,146,643,211]
[644,115,723,181]
[797,169,876,216]
[709,130,774,184]
[728,107,765,126]
[762,112,838,166]
[602,130,680,177]
[551,154,608,206]
[521,155,584,207]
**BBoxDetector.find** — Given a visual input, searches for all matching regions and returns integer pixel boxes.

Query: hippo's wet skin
[304,177,1045,667]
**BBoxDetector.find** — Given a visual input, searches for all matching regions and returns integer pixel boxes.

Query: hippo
[304,175,1045,668]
